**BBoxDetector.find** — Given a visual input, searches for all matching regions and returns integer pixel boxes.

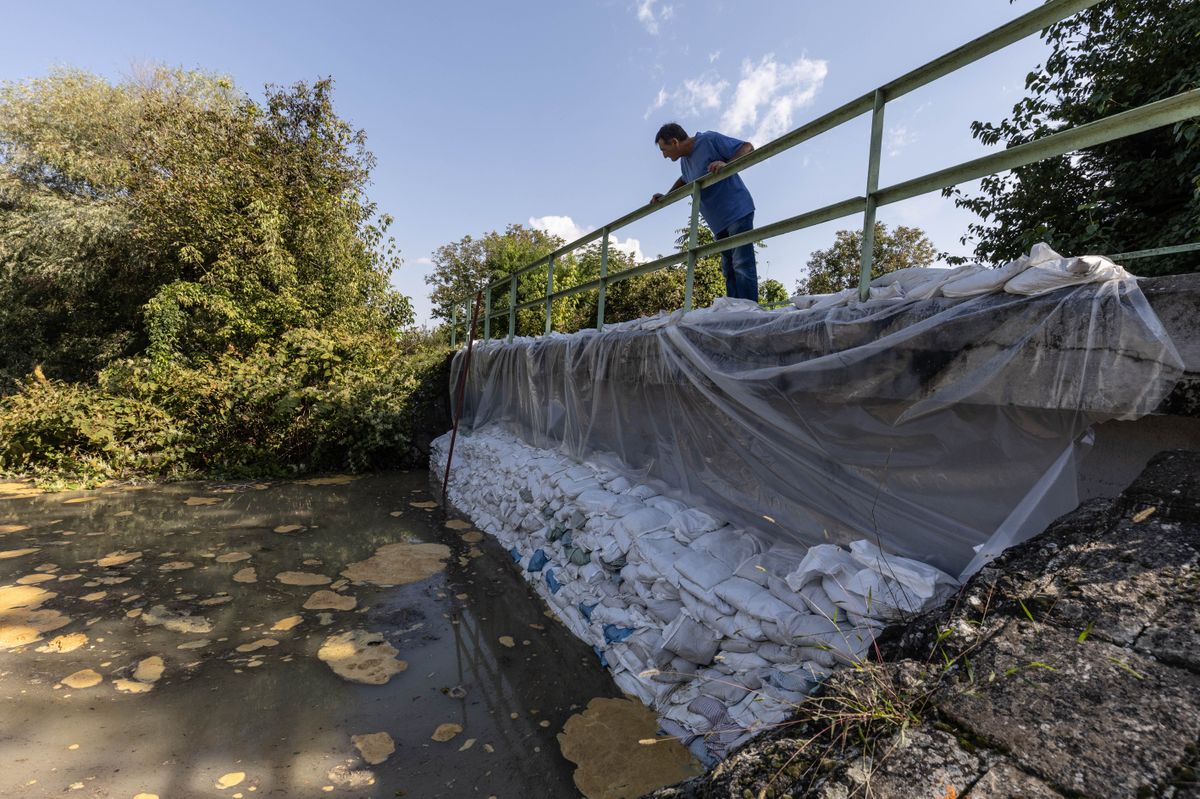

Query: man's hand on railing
[650,193,665,205]
[707,160,727,174]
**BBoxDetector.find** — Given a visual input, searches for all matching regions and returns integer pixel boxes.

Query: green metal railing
[449,0,1200,346]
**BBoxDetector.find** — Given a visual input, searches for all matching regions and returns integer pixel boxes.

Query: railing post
[483,286,491,340]
[544,256,555,335]
[858,89,886,301]
[450,304,457,348]
[508,276,517,342]
[597,227,609,331]
[684,182,701,311]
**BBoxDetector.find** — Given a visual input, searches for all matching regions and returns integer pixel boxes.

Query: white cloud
[411,256,433,266]
[645,73,729,120]
[708,50,721,64]
[886,125,913,157]
[635,0,673,34]
[529,215,646,262]
[720,54,828,145]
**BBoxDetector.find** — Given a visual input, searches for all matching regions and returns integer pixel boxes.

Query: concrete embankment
[651,449,1200,799]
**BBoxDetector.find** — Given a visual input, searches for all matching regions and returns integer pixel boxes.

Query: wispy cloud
[635,0,673,34]
[721,54,828,145]
[886,125,913,157]
[529,215,646,262]
[708,50,721,63]
[648,54,828,144]
[645,73,729,119]
[885,101,930,157]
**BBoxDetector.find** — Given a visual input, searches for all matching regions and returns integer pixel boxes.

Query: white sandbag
[577,488,622,514]
[714,576,799,621]
[627,484,659,500]
[692,528,761,569]
[718,638,756,654]
[940,257,1030,298]
[612,669,657,706]
[605,476,632,493]
[821,575,871,617]
[650,578,681,601]
[732,611,768,642]
[795,581,842,621]
[645,597,684,624]
[1007,254,1127,294]
[847,540,956,601]
[776,611,842,642]
[661,612,720,664]
[631,535,689,580]
[697,677,751,705]
[715,650,772,671]
[678,577,735,615]
[606,497,654,518]
[667,508,723,540]
[844,569,924,619]
[612,507,672,537]
[674,549,733,590]
[785,544,859,591]
[766,575,815,614]
[646,496,688,515]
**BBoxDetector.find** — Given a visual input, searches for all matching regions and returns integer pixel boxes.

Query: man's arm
[707,141,754,175]
[650,176,687,205]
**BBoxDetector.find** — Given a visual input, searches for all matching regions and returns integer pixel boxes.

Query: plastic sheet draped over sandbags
[432,427,958,759]
[450,246,1181,578]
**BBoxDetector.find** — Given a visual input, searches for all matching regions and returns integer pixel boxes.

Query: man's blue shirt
[679,131,755,234]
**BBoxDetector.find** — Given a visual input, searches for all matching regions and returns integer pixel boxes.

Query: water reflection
[0,472,629,798]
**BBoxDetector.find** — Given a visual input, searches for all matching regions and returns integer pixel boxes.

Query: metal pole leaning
[508,276,517,342]
[597,228,609,331]
[483,286,491,340]
[544,255,555,335]
[858,89,886,302]
[450,304,457,348]
[684,182,701,311]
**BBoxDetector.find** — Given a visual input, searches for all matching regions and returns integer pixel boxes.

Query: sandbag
[661,611,720,664]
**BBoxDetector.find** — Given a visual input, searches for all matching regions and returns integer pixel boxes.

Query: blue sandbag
[592,644,608,668]
[527,548,549,572]
[579,602,597,621]
[509,547,522,563]
[603,624,635,644]
[545,569,561,594]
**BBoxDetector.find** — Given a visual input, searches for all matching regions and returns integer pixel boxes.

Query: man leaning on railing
[651,122,758,301]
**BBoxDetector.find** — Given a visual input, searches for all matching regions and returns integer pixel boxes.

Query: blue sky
[1,0,1052,325]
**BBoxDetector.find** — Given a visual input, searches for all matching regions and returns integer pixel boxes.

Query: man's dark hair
[655,122,688,144]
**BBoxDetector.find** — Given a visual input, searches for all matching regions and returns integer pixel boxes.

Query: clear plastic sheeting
[450,262,1182,579]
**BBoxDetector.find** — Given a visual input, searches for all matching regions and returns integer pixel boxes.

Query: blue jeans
[715,212,758,301]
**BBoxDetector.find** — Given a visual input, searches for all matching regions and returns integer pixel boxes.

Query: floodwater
[0,472,696,798]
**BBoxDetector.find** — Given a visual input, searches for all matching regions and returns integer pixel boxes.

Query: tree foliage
[427,220,732,336]
[0,67,411,383]
[796,223,939,295]
[947,0,1200,273]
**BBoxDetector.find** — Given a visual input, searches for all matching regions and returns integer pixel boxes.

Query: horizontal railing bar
[1113,243,1200,261]
[882,0,1103,102]
[694,196,868,260]
[876,89,1200,207]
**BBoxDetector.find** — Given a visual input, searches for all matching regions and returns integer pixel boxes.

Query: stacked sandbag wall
[432,426,957,758]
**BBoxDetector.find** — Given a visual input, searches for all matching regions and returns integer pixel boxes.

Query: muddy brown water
[0,472,694,798]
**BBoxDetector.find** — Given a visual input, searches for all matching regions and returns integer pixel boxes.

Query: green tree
[426,224,570,337]
[0,67,410,382]
[758,279,789,306]
[796,223,939,295]
[947,0,1200,273]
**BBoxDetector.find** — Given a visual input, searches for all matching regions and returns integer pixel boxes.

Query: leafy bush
[0,332,452,485]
